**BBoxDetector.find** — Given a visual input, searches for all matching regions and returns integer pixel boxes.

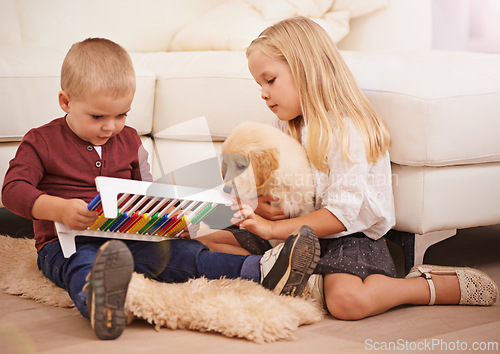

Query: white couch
[1,0,499,272]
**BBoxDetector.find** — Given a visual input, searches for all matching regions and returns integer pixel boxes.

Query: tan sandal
[406,265,498,306]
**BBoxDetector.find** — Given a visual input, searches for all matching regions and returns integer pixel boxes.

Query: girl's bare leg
[323,272,460,320]
[196,230,251,255]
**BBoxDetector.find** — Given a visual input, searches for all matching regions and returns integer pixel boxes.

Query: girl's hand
[60,199,98,230]
[231,203,274,240]
[254,195,287,220]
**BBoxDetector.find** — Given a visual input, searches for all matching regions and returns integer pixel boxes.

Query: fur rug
[0,236,323,343]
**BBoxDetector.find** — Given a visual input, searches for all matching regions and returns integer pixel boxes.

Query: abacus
[55,176,233,257]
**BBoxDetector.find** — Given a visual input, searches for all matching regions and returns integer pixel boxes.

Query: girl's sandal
[406,265,498,306]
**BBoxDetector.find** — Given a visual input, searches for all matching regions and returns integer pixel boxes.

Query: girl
[199,17,498,320]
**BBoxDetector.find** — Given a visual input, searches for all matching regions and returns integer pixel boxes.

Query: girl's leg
[196,227,273,256]
[196,230,251,255]
[323,272,461,320]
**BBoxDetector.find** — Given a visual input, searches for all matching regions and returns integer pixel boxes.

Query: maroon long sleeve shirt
[2,116,152,252]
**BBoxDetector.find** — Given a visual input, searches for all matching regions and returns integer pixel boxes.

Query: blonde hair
[247,17,390,172]
[61,38,136,100]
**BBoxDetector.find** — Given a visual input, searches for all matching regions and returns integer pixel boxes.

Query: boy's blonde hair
[61,38,136,100]
[247,17,391,173]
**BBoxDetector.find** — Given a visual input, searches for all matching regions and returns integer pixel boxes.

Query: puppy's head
[221,148,279,201]
[221,122,281,204]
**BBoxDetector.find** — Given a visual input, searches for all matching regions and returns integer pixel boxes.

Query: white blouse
[274,117,395,240]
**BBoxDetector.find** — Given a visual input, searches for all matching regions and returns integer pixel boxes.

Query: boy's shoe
[86,240,134,340]
[261,225,320,297]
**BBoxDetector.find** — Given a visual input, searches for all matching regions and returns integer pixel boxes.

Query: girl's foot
[406,265,498,306]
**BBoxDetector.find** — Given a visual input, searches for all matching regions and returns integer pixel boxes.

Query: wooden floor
[0,210,499,353]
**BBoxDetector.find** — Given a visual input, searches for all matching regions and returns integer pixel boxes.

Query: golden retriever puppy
[221,122,314,219]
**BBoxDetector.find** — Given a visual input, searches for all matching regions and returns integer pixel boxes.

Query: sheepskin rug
[0,236,323,343]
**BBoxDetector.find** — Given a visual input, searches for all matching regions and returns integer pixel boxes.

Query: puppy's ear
[249,148,280,188]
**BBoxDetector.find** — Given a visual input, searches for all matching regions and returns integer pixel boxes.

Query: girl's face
[59,90,133,145]
[248,49,302,121]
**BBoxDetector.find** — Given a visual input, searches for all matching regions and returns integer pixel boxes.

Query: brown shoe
[86,240,134,340]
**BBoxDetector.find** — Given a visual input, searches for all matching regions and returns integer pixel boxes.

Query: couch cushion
[168,1,351,51]
[151,138,223,188]
[343,51,500,167]
[392,162,500,234]
[14,0,227,52]
[333,0,390,18]
[133,51,275,140]
[168,0,390,51]
[337,0,431,51]
[0,0,22,46]
[0,47,156,141]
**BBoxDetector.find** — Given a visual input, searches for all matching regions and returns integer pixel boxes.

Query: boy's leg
[130,225,321,297]
[37,238,101,317]
[37,238,133,340]
[129,238,260,283]
[85,240,133,340]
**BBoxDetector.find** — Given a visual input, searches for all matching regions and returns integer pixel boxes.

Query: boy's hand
[32,194,98,230]
[60,199,98,230]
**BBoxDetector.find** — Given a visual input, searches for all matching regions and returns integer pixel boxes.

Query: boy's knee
[196,237,213,249]
[325,288,371,320]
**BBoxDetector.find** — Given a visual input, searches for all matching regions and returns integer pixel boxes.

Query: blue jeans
[37,237,261,318]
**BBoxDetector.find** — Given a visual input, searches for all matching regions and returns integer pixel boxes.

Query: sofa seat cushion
[392,162,500,234]
[0,47,156,142]
[133,51,275,140]
[343,51,500,167]
[151,138,223,188]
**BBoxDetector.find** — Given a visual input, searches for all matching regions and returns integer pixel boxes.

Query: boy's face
[247,49,302,122]
[59,90,133,145]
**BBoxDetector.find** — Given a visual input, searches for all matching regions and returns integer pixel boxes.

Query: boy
[2,38,320,340]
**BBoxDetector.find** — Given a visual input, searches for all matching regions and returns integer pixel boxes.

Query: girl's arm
[232,205,346,240]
